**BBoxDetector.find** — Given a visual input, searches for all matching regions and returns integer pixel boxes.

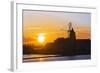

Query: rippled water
[23,54,91,62]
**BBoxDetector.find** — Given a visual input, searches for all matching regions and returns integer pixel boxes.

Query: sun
[37,33,45,43]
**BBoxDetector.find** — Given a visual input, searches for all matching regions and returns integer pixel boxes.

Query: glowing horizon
[23,10,91,45]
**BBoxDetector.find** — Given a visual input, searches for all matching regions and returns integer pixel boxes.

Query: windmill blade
[68,22,72,30]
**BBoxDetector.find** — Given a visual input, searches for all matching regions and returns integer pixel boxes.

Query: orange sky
[23,10,91,45]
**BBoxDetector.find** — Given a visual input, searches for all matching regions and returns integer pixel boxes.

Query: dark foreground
[23,39,91,62]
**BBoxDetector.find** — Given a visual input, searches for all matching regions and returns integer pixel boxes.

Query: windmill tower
[68,22,76,40]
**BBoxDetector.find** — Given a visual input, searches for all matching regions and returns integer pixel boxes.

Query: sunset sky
[23,10,91,45]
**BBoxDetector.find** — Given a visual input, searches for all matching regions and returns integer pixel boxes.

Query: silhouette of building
[68,22,76,40]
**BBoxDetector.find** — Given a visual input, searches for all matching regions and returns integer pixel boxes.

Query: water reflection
[23,54,91,62]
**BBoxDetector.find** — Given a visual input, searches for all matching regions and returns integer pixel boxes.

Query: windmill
[60,22,72,37]
[61,22,76,39]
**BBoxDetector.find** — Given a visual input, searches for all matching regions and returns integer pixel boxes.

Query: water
[23,54,91,62]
